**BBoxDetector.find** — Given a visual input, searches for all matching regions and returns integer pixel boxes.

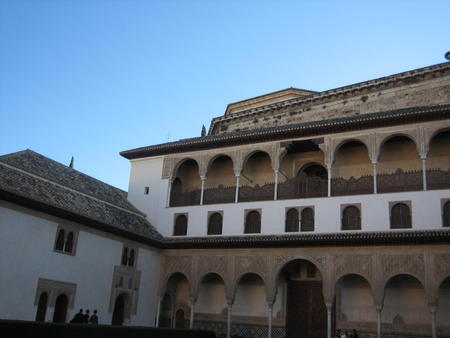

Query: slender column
[430,306,437,338]
[234,174,240,203]
[226,302,233,338]
[376,306,382,338]
[372,162,378,194]
[421,157,428,191]
[166,179,173,207]
[326,304,332,338]
[327,165,332,197]
[189,298,195,329]
[267,304,273,338]
[155,296,162,327]
[274,170,279,200]
[200,176,206,205]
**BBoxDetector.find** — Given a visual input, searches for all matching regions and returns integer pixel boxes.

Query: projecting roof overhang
[120,103,450,159]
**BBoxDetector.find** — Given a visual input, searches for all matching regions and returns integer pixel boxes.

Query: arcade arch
[239,151,274,202]
[427,129,450,190]
[332,140,373,196]
[170,159,201,206]
[378,136,422,193]
[203,155,235,204]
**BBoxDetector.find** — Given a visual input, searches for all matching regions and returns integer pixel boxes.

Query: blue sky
[1,0,449,190]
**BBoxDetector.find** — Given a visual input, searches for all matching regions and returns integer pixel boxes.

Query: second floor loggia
[167,128,450,207]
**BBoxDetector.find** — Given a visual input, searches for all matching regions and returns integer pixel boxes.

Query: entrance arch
[112,293,128,325]
[35,292,48,322]
[52,293,68,323]
[277,259,326,338]
[175,309,185,328]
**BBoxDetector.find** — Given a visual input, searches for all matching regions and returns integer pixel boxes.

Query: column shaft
[376,308,382,338]
[200,177,206,205]
[189,300,195,329]
[327,166,332,197]
[235,175,240,203]
[430,307,437,338]
[268,305,273,338]
[422,158,427,191]
[372,162,378,194]
[274,170,279,200]
[327,307,332,338]
[226,303,232,338]
[155,297,161,327]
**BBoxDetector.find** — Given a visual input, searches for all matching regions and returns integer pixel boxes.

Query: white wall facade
[0,201,160,326]
[128,157,450,237]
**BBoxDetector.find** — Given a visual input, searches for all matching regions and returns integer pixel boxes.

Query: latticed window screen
[301,207,314,232]
[64,232,74,253]
[55,229,65,251]
[342,206,361,230]
[173,215,188,236]
[245,211,261,233]
[208,213,223,235]
[390,203,412,228]
[443,201,450,227]
[285,208,299,232]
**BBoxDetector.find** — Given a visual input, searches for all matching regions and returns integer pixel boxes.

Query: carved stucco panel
[333,254,372,284]
[235,255,268,280]
[434,253,450,285]
[197,255,228,280]
[162,255,193,283]
[162,157,175,179]
[381,254,425,284]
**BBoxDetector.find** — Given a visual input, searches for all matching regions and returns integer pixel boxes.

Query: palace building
[1,60,450,338]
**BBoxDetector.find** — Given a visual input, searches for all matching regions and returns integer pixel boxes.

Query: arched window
[173,215,188,236]
[443,201,450,227]
[55,229,65,251]
[121,247,128,265]
[342,206,361,230]
[53,294,68,323]
[128,249,135,267]
[35,292,48,322]
[244,210,261,234]
[64,232,74,253]
[285,208,299,232]
[391,203,412,229]
[301,207,315,232]
[207,213,223,235]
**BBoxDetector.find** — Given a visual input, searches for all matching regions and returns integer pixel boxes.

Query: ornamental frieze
[235,255,268,280]
[380,254,425,281]
[162,255,193,280]
[333,254,372,281]
[434,253,450,283]
[196,255,228,280]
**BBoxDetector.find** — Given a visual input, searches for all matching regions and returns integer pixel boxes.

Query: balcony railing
[168,168,449,206]
[332,175,373,196]
[170,189,201,207]
[278,177,327,199]
[377,169,423,193]
[427,168,450,190]
[203,184,236,204]
[239,182,275,202]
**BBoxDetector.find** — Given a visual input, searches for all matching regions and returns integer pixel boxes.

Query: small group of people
[70,309,98,324]
[335,329,359,338]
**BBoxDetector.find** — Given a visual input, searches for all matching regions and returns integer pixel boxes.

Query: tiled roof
[121,103,450,159]
[0,150,163,244]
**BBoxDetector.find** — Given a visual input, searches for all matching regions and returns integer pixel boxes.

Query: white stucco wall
[127,159,450,237]
[0,201,160,326]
